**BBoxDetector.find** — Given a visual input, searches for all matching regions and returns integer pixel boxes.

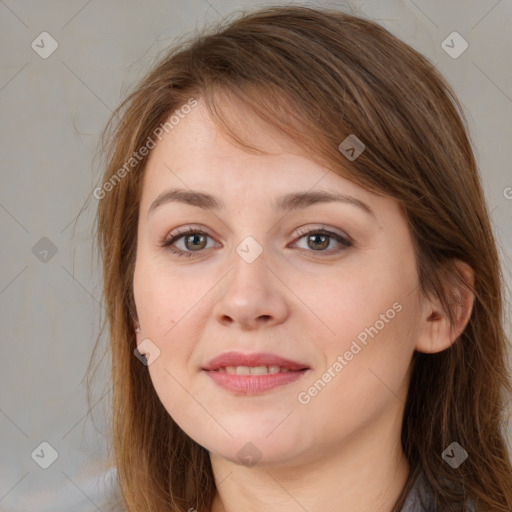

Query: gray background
[1,0,511,510]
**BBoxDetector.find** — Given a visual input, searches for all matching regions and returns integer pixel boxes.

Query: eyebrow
[147,187,376,219]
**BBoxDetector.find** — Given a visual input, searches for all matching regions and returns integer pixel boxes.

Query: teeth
[221,365,293,375]
[249,365,268,375]
[236,366,251,375]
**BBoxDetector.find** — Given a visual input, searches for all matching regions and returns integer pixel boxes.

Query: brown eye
[306,233,330,251]
[183,233,207,251]
[161,228,217,258]
[293,227,352,255]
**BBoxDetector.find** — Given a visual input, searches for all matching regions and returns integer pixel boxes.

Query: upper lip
[202,351,310,371]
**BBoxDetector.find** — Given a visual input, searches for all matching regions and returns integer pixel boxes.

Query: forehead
[147,97,310,167]
[136,100,406,237]
[140,98,364,200]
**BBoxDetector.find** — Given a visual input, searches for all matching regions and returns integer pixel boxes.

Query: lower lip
[204,369,309,395]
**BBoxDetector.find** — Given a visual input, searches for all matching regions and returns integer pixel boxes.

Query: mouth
[201,352,310,395]
[212,365,303,375]
[202,351,310,372]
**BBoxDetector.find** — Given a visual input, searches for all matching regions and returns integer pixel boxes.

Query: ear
[133,322,148,358]
[133,317,143,340]
[415,260,475,354]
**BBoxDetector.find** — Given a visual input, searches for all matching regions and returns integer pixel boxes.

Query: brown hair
[91,5,512,511]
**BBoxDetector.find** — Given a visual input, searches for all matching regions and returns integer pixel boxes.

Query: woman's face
[133,98,427,467]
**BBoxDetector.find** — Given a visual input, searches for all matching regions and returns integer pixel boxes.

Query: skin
[132,97,473,512]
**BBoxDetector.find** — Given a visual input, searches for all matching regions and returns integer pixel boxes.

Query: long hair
[92,6,512,511]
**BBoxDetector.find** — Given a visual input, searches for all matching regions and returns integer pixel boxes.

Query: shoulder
[400,471,435,512]
[400,471,478,512]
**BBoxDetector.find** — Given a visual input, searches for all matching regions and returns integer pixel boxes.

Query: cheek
[133,249,192,336]
[147,362,215,450]
[133,251,208,382]
[306,269,408,348]
[304,254,420,393]
[297,300,419,441]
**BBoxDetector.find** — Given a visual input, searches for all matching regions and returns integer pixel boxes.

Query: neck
[209,405,409,512]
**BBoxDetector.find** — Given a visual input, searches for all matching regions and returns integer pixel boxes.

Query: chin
[200,428,308,467]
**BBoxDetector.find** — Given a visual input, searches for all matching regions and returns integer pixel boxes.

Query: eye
[159,225,352,258]
[160,227,218,258]
[292,226,352,255]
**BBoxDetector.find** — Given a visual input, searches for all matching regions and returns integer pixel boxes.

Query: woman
[92,5,512,511]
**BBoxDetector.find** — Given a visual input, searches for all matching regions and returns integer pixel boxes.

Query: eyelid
[161,224,212,244]
[290,225,352,253]
[160,224,353,257]
[161,225,219,250]
[162,224,350,242]
[293,224,352,243]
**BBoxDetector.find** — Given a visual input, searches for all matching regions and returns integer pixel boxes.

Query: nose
[212,246,290,330]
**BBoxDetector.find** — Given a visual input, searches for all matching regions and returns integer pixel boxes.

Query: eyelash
[160,226,352,258]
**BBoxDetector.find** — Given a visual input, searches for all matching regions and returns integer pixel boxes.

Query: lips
[202,351,310,395]
[202,351,310,372]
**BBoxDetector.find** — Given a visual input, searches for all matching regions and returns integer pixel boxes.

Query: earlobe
[416,305,447,354]
[132,313,141,334]
[133,324,147,356]
[416,260,475,354]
